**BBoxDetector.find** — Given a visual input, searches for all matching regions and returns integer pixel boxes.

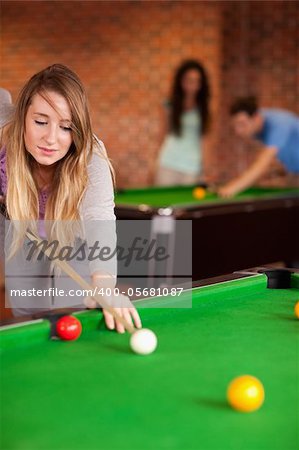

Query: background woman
[155,59,211,186]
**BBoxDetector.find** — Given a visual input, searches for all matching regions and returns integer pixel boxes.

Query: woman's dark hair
[230,96,258,116]
[169,60,211,136]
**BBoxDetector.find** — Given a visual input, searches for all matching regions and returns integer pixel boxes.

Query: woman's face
[24,91,73,166]
[181,69,202,96]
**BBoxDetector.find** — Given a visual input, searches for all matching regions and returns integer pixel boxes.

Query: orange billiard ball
[227,375,265,412]
[193,187,206,200]
[294,302,299,319]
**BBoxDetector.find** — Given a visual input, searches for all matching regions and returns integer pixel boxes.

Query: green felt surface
[115,185,299,208]
[1,275,298,450]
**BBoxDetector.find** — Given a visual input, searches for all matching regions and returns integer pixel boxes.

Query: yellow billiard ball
[227,375,265,412]
[193,187,206,200]
[294,302,299,319]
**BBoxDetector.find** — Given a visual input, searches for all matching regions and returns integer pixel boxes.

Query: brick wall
[1,1,298,187]
[217,0,299,184]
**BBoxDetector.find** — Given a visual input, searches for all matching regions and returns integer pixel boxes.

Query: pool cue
[0,203,136,334]
[26,229,136,333]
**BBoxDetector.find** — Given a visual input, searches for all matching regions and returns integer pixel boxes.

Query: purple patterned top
[0,147,48,220]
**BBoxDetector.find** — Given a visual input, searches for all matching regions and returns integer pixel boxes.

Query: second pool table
[115,185,299,280]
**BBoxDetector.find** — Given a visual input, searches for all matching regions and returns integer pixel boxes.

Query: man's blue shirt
[257,108,299,174]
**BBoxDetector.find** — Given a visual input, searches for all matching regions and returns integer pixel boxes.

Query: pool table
[115,185,299,280]
[1,269,298,450]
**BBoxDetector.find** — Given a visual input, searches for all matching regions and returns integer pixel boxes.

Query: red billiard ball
[56,315,82,341]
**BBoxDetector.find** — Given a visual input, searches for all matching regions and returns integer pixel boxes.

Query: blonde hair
[4,64,113,255]
[0,124,9,148]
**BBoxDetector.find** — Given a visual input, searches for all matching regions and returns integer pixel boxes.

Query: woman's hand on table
[84,295,142,333]
[103,305,142,333]
[85,271,142,333]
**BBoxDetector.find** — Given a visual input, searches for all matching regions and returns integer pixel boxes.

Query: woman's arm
[201,134,211,183]
[81,140,142,332]
[151,105,170,184]
[157,104,169,148]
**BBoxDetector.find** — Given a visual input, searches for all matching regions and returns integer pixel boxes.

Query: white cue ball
[130,329,158,355]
